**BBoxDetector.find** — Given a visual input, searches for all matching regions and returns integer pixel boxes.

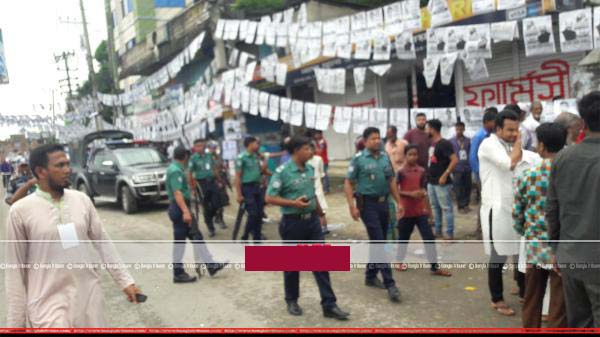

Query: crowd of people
[3,91,600,328]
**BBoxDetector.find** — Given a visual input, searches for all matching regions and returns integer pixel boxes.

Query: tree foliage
[77,40,116,124]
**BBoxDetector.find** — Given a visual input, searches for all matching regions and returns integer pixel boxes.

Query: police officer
[188,139,222,238]
[265,135,350,320]
[166,146,226,283]
[344,127,405,303]
[235,136,265,242]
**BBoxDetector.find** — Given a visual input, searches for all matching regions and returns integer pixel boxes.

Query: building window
[122,0,134,15]
[126,38,136,50]
[154,0,185,8]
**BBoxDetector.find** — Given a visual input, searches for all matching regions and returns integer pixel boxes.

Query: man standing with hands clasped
[6,144,143,327]
[266,136,350,320]
[344,127,405,303]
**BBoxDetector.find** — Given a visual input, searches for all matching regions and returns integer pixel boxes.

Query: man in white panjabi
[5,144,142,328]
[308,143,329,234]
[478,110,523,317]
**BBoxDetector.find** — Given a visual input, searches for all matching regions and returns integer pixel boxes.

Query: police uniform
[347,149,396,289]
[236,150,264,241]
[267,160,337,310]
[166,161,214,278]
[189,152,219,235]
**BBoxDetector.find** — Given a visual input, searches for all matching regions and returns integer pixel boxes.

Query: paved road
[0,186,525,328]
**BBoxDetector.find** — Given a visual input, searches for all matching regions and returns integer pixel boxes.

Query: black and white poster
[491,21,519,43]
[354,39,372,60]
[354,67,367,94]
[351,12,369,43]
[373,30,391,61]
[369,64,391,77]
[316,104,332,131]
[444,26,468,57]
[464,58,489,81]
[0,29,9,84]
[367,8,385,30]
[466,24,492,59]
[223,119,242,140]
[428,0,453,28]
[559,8,593,53]
[459,107,483,138]
[523,16,556,57]
[244,21,258,44]
[423,57,441,89]
[352,107,369,135]
[304,102,318,128]
[402,0,422,32]
[369,108,389,136]
[258,91,270,117]
[249,88,259,116]
[280,97,292,123]
[497,0,525,11]
[384,2,404,36]
[333,106,353,133]
[594,7,600,49]
[440,53,458,85]
[290,100,304,126]
[268,95,280,121]
[427,28,446,58]
[471,0,495,16]
[435,108,457,139]
[389,108,409,134]
[395,31,417,60]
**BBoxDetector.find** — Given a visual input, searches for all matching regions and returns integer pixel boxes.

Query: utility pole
[79,0,103,131]
[54,51,77,98]
[104,0,121,126]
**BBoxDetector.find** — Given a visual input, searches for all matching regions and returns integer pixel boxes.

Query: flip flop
[491,302,515,316]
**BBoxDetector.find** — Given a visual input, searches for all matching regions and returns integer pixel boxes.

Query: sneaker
[322,229,331,235]
[195,266,204,278]
[173,272,197,283]
[387,286,401,303]
[287,301,303,316]
[208,231,216,238]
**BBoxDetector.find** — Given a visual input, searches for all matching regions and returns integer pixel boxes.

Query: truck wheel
[121,185,138,214]
[78,182,94,204]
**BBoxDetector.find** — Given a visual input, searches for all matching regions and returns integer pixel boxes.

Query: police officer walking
[344,127,405,303]
[188,139,222,237]
[235,137,265,242]
[265,136,350,320]
[166,146,227,283]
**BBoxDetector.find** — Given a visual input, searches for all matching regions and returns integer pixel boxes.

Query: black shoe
[209,230,216,238]
[322,229,331,235]
[365,277,386,289]
[195,266,204,278]
[207,262,228,276]
[287,302,303,316]
[219,222,227,229]
[323,305,350,320]
[173,272,197,283]
[387,286,401,303]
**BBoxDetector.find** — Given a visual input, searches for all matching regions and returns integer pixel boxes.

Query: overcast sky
[0,0,107,139]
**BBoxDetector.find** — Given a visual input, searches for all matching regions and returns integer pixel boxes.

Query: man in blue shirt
[468,107,498,238]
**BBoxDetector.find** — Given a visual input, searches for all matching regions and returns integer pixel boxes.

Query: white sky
[0,0,107,140]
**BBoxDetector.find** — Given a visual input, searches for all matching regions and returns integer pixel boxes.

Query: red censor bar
[245,245,351,272]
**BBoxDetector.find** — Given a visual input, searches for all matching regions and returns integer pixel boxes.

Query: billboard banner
[0,29,8,84]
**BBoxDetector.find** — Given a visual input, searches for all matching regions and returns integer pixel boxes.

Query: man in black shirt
[426,119,458,240]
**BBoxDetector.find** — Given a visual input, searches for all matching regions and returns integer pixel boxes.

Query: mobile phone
[300,196,310,203]
[135,293,148,303]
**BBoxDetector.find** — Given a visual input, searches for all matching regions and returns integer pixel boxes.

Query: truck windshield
[113,148,165,167]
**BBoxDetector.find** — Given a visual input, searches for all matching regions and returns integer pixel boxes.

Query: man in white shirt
[521,101,543,151]
[478,110,523,316]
